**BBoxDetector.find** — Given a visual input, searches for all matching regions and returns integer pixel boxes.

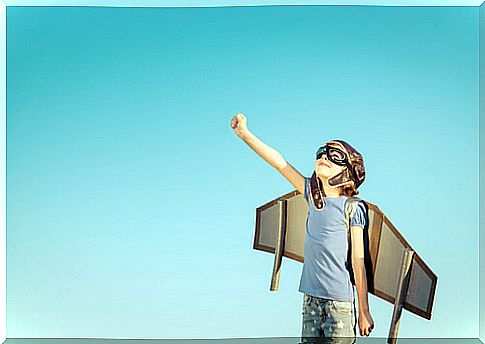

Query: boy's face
[314,144,346,179]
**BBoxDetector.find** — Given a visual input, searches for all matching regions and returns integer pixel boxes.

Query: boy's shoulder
[345,195,364,204]
[344,196,366,214]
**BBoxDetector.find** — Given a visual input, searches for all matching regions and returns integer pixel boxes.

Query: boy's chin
[315,167,330,175]
[315,172,330,179]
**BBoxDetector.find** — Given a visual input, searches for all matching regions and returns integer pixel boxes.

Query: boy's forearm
[352,259,370,312]
[241,130,288,170]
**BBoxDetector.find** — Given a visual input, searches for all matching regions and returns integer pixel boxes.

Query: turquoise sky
[2,1,484,6]
[6,5,479,339]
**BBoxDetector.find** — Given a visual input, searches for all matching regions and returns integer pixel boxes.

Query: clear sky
[2,0,484,7]
[6,5,478,339]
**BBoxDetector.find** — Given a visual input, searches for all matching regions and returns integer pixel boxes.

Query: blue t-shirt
[298,176,367,301]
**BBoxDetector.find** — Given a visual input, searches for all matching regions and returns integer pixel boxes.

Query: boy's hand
[230,113,249,139]
[358,309,375,336]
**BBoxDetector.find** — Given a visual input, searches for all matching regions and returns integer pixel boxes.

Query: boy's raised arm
[230,112,305,195]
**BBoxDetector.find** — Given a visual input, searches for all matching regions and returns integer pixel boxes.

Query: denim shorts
[300,293,357,344]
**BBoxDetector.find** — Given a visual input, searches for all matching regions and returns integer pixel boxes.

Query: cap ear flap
[352,165,359,181]
[352,164,365,187]
[327,167,353,188]
[310,172,325,209]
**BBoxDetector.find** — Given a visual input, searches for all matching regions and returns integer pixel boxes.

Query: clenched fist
[230,112,249,139]
[358,309,375,337]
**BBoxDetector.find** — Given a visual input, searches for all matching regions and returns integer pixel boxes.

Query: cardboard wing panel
[374,218,406,301]
[284,191,307,263]
[254,198,280,254]
[254,190,437,320]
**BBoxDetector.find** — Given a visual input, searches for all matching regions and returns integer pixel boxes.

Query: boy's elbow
[274,160,288,171]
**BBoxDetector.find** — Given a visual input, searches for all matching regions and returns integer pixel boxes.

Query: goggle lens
[316,145,348,165]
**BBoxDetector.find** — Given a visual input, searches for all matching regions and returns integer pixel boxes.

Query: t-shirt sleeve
[303,177,311,204]
[350,201,367,228]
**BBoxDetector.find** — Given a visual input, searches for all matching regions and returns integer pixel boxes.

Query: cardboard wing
[253,190,438,320]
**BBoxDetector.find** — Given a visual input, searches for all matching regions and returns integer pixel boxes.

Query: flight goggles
[315,145,349,166]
